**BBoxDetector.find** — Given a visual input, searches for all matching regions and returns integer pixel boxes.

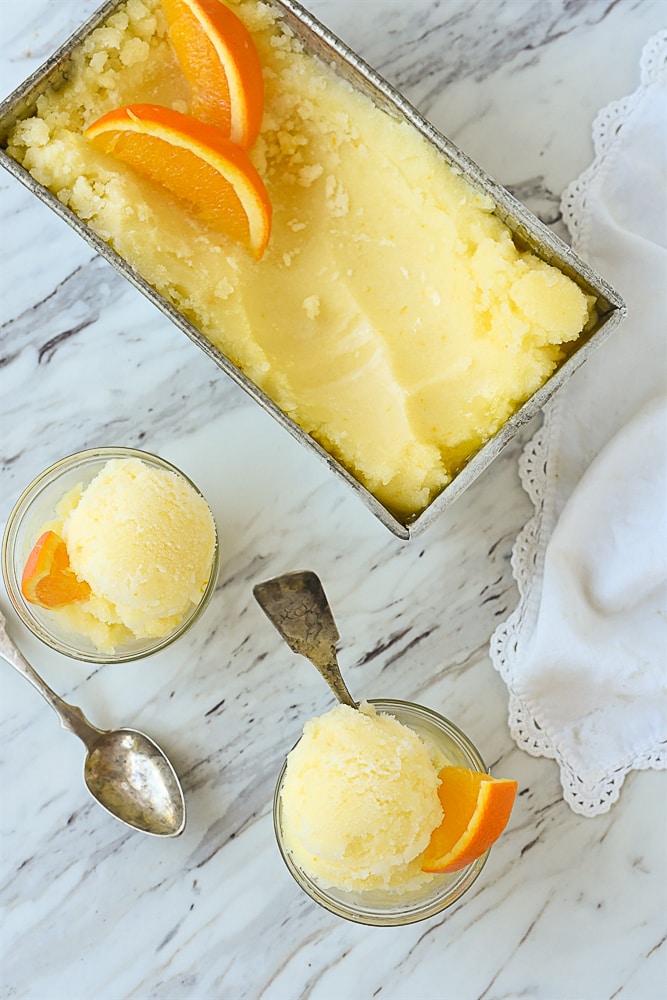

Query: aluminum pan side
[0,0,626,539]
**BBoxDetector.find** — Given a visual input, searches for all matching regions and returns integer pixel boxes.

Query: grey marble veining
[1,2,666,999]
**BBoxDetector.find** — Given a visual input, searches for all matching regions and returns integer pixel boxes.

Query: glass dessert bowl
[273,698,494,926]
[2,447,219,663]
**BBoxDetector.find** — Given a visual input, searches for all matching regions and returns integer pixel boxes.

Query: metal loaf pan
[0,0,626,539]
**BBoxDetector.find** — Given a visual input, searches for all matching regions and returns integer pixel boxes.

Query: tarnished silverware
[0,610,186,837]
[253,570,358,709]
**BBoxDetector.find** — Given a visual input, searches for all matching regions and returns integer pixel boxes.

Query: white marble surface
[1,2,665,998]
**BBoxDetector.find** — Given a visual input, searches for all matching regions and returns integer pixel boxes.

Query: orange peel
[421,766,517,873]
[85,103,271,258]
[160,0,264,148]
[21,531,91,609]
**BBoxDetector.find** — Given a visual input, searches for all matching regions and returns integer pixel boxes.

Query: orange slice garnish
[21,531,91,609]
[85,104,271,258]
[160,0,264,148]
[421,766,517,873]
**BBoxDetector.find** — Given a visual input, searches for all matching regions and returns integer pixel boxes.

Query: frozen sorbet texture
[53,457,216,651]
[7,0,594,519]
[280,704,444,892]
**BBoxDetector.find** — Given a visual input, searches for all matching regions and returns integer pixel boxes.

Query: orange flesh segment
[85,104,271,258]
[421,766,517,874]
[160,0,264,147]
[21,531,91,609]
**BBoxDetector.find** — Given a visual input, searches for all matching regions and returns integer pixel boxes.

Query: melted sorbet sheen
[8,0,593,518]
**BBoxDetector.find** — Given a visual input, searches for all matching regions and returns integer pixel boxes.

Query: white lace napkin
[491,31,667,816]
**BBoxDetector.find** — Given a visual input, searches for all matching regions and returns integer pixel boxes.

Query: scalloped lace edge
[490,30,667,816]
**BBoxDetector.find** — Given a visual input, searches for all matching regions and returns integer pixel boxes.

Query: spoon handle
[253,570,358,709]
[0,611,104,750]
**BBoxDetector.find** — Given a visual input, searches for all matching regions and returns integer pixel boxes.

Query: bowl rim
[1,446,219,663]
[273,697,490,926]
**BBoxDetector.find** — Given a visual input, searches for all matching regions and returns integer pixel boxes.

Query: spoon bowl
[0,610,186,837]
[84,728,185,836]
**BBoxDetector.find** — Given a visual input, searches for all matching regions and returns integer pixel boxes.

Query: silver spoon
[0,610,186,837]
[253,570,358,708]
